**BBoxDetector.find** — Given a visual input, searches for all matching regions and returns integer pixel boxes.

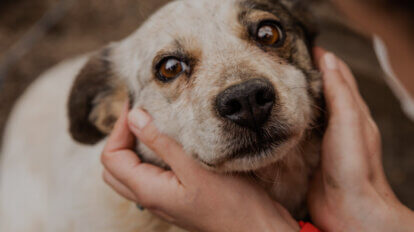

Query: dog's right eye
[157,57,188,82]
[255,21,284,47]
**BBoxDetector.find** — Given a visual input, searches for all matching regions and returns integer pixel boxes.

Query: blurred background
[0,0,413,208]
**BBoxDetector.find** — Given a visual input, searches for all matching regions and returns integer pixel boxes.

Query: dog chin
[202,135,301,173]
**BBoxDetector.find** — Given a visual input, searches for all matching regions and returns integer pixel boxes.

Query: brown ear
[68,48,129,144]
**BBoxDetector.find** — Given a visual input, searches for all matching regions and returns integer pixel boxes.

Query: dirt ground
[1,0,413,208]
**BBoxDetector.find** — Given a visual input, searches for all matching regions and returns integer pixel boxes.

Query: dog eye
[157,57,187,81]
[256,21,283,46]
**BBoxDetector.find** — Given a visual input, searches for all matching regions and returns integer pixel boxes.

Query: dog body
[0,56,186,232]
[0,0,323,231]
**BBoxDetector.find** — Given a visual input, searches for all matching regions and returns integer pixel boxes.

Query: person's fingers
[102,147,142,185]
[315,49,393,202]
[102,148,179,209]
[318,52,372,179]
[127,108,201,180]
[318,52,359,120]
[333,57,385,182]
[315,47,371,117]
[100,105,189,209]
[100,103,176,208]
[336,60,359,93]
[103,102,135,153]
[314,47,358,91]
[337,59,371,116]
[103,169,137,202]
[313,47,325,68]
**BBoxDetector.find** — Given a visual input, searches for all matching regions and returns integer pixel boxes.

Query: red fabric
[299,221,321,232]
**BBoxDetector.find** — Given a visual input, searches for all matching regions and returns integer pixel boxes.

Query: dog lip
[227,130,290,161]
[201,129,291,169]
[200,159,218,168]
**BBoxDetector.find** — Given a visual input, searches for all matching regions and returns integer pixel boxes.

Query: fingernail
[129,108,151,130]
[323,53,338,70]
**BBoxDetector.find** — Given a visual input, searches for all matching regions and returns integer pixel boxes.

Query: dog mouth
[228,129,290,160]
[200,124,291,169]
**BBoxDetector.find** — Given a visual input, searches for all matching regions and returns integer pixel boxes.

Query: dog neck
[251,135,321,218]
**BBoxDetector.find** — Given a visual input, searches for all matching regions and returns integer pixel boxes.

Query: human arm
[308,48,414,232]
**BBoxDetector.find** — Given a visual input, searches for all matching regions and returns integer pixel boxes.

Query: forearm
[243,201,300,232]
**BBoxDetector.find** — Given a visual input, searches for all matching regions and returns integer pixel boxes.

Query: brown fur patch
[89,80,129,134]
[68,48,129,144]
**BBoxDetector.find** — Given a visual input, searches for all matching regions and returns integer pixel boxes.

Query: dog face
[69,0,322,172]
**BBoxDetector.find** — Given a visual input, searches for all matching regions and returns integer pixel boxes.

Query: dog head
[68,0,322,172]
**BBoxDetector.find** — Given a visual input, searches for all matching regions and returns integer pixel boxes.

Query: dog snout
[216,78,275,130]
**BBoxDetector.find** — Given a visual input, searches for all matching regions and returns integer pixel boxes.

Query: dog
[0,0,324,231]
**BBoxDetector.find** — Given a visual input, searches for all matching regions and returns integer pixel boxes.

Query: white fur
[0,57,184,232]
[1,0,320,231]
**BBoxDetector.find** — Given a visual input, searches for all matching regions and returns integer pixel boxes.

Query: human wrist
[389,202,414,232]
[367,190,414,232]
[261,213,299,232]
[253,214,299,232]
[350,191,414,232]
[247,200,300,232]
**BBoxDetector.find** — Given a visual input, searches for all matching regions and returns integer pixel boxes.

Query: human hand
[308,48,414,232]
[101,105,299,232]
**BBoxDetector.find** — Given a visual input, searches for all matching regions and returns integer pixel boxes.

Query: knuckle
[143,125,162,146]
[138,196,158,210]
[132,164,153,180]
[149,133,163,148]
[123,165,148,191]
[155,135,173,151]
[331,107,361,125]
[329,94,356,114]
[123,178,139,194]
[100,152,111,165]
[100,151,121,166]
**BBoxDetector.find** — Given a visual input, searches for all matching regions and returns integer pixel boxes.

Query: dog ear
[68,48,130,145]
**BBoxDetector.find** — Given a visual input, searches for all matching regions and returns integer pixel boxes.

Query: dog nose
[216,78,275,130]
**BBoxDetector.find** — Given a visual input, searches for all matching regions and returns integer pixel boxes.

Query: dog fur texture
[0,0,323,231]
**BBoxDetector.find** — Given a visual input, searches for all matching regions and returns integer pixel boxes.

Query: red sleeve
[299,221,322,232]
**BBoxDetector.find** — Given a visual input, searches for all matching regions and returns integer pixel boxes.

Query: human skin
[101,47,414,231]
[308,48,414,232]
[101,105,299,232]
[101,1,414,230]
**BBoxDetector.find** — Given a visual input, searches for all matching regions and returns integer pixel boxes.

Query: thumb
[127,108,202,180]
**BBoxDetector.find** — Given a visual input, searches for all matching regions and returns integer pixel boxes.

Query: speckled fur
[0,0,323,231]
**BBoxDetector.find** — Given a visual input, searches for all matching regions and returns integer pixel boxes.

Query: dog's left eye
[157,57,188,82]
[256,21,283,46]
